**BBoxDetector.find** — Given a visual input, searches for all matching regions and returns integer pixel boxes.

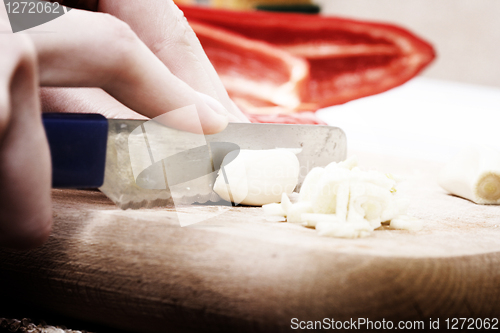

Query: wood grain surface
[1,152,499,332]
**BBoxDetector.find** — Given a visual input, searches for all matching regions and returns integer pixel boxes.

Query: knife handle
[42,113,108,188]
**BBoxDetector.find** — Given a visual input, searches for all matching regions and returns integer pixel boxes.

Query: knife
[42,113,346,209]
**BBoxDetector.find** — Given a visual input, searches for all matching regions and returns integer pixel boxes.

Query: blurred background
[316,0,500,89]
[177,0,500,162]
[177,0,500,88]
[314,0,500,162]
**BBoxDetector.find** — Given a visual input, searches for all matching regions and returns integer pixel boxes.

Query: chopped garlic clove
[351,168,396,191]
[325,155,358,172]
[338,155,358,170]
[439,145,500,204]
[213,151,248,205]
[213,149,300,206]
[389,215,423,231]
[302,213,342,227]
[334,182,349,222]
[311,170,350,214]
[262,203,286,217]
[311,179,340,214]
[347,182,391,228]
[316,221,373,238]
[346,182,366,224]
[381,197,410,222]
[286,202,313,223]
[361,200,383,222]
[258,154,416,239]
[299,167,325,202]
[281,192,292,216]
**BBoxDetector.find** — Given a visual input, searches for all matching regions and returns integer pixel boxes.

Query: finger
[41,87,246,123]
[27,9,229,134]
[196,91,244,123]
[97,0,250,123]
[0,34,52,249]
[40,87,148,120]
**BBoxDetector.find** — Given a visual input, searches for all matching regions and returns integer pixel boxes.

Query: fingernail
[196,92,229,117]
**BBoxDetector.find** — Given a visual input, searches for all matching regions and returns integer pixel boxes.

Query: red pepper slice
[180,5,435,119]
[188,21,309,116]
[245,112,327,125]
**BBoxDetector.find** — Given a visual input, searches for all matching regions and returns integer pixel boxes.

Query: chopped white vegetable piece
[338,155,358,170]
[347,182,391,229]
[259,155,417,239]
[381,197,410,222]
[286,202,313,223]
[302,213,342,227]
[299,167,325,202]
[389,215,424,231]
[334,182,349,222]
[311,179,340,214]
[325,155,358,172]
[350,168,396,191]
[310,170,350,214]
[213,149,300,206]
[281,192,292,215]
[262,203,286,217]
[263,216,286,222]
[439,145,500,204]
[316,221,373,238]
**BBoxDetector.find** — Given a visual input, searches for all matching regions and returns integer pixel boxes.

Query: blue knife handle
[42,113,108,188]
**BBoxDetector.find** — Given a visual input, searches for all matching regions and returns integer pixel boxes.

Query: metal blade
[99,120,346,209]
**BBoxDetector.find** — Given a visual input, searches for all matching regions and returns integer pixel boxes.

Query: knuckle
[97,13,142,70]
[100,13,139,48]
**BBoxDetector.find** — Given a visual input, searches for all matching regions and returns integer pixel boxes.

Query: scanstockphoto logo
[3,0,71,33]
[127,105,242,227]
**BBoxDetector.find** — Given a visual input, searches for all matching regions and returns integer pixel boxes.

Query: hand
[0,0,248,249]
[39,0,249,126]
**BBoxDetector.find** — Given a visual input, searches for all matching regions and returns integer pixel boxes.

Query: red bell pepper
[180,5,435,120]
[245,112,327,125]
[188,20,310,116]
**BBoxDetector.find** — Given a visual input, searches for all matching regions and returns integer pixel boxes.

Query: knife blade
[43,113,346,209]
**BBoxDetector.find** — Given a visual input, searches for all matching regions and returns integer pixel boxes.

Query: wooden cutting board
[1,152,499,332]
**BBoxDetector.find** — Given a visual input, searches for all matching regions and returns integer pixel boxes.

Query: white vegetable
[439,145,500,204]
[310,169,351,215]
[326,155,358,171]
[381,197,410,222]
[346,182,391,229]
[213,149,300,206]
[390,215,424,231]
[281,192,292,215]
[266,155,422,238]
[262,203,285,217]
[299,167,325,202]
[286,202,313,223]
[259,155,422,238]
